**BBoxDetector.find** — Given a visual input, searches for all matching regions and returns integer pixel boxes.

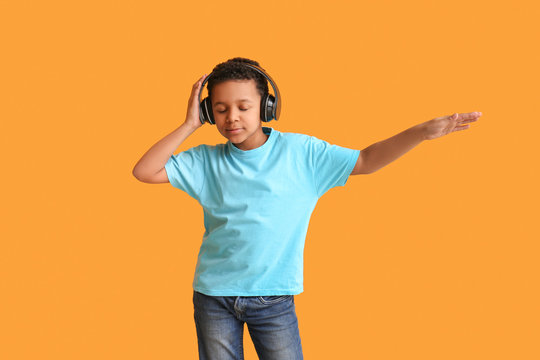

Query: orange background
[1,0,539,359]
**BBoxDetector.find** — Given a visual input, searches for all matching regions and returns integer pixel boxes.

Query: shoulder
[275,131,335,155]
[167,144,227,168]
[182,143,225,157]
[273,129,314,147]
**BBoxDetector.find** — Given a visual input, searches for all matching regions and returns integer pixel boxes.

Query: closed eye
[217,108,249,113]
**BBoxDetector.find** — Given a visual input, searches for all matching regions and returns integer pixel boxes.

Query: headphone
[198,63,282,125]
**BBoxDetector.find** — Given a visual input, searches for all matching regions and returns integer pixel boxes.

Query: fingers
[456,111,482,120]
[189,74,207,102]
[460,117,479,124]
[453,124,470,132]
[448,111,482,126]
[193,74,205,88]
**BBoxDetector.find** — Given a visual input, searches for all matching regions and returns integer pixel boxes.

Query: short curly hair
[207,57,269,102]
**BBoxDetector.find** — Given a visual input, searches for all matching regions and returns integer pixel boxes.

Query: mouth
[225,128,243,134]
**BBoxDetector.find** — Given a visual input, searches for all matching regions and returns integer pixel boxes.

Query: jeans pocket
[257,295,292,305]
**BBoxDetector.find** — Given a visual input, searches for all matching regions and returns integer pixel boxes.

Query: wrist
[180,120,200,133]
[415,122,428,141]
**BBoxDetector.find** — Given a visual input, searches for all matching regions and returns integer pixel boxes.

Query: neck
[234,127,269,151]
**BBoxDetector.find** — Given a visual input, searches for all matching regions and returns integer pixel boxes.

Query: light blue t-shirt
[164,126,360,296]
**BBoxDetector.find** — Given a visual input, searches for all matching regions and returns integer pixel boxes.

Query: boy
[132,57,481,360]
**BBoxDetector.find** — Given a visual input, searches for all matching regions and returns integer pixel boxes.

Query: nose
[225,108,239,123]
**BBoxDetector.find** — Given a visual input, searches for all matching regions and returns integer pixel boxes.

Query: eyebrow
[213,99,253,106]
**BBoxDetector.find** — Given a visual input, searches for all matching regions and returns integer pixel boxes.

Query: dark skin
[423,112,481,140]
[351,111,482,175]
[190,74,482,175]
[132,73,482,182]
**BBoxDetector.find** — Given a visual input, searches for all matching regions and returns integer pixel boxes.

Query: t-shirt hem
[340,149,361,186]
[164,159,175,186]
[193,286,304,296]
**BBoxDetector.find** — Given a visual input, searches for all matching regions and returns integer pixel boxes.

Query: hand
[422,111,482,140]
[183,74,208,130]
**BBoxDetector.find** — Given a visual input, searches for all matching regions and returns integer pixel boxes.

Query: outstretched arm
[351,111,482,175]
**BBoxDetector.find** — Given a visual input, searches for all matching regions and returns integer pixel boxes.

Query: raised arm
[351,111,482,175]
[132,74,207,183]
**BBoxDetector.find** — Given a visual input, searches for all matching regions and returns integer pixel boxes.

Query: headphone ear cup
[260,94,268,122]
[260,93,275,122]
[263,94,276,122]
[200,97,215,125]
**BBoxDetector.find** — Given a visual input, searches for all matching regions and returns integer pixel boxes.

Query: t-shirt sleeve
[308,136,361,197]
[164,145,206,200]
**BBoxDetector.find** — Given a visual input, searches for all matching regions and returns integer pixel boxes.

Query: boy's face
[211,79,268,151]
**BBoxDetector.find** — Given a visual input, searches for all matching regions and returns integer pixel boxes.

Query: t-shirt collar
[228,126,277,157]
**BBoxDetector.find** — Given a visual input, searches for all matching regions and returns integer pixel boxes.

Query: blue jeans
[193,290,304,360]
